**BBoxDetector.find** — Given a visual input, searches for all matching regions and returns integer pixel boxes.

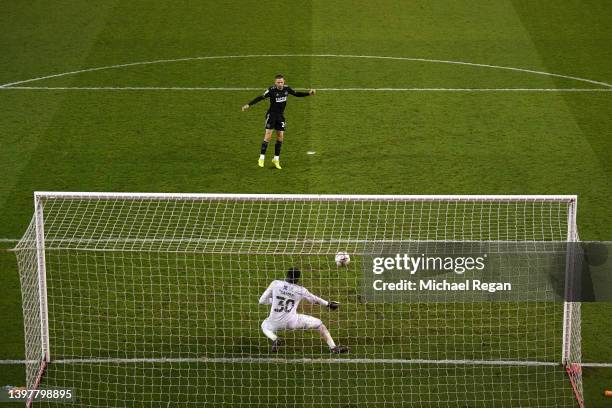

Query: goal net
[16,193,582,407]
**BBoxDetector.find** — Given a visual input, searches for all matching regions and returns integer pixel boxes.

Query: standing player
[242,74,315,169]
[258,268,349,354]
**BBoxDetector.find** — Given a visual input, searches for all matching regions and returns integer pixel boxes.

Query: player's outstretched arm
[303,289,338,309]
[242,91,268,111]
[242,95,263,111]
[258,285,273,305]
[288,87,315,97]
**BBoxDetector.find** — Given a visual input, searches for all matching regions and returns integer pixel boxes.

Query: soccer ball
[335,251,350,267]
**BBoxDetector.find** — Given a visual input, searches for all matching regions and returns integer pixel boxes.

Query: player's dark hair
[286,267,301,284]
[275,74,284,80]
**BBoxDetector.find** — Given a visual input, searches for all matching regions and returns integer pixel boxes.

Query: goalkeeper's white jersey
[259,280,328,322]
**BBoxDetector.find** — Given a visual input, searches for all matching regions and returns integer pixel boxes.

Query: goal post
[34,193,51,363]
[15,192,583,407]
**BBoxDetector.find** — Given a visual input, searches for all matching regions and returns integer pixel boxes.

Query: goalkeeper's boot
[331,345,350,354]
[271,158,282,170]
[271,338,283,353]
[258,158,265,168]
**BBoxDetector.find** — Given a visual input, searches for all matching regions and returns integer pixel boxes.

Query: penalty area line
[0,86,611,92]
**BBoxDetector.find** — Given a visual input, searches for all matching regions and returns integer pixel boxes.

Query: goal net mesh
[16,194,582,407]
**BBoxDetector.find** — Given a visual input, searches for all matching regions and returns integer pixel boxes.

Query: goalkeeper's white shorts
[262,314,323,332]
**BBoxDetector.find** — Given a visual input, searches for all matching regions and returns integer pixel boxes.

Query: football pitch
[0,1,610,407]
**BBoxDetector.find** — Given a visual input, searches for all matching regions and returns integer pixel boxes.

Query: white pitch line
[0,86,260,91]
[319,88,612,92]
[1,86,611,92]
[0,359,37,365]
[0,238,19,242]
[581,362,612,368]
[0,358,610,367]
[0,54,610,89]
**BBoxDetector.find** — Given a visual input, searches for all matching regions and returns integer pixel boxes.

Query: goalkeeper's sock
[274,141,282,157]
[271,338,283,353]
[262,327,278,341]
[318,324,336,349]
[260,141,269,156]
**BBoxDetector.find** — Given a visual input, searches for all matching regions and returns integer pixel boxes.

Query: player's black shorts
[264,112,286,131]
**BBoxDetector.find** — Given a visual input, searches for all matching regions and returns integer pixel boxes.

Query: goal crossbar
[34,191,578,201]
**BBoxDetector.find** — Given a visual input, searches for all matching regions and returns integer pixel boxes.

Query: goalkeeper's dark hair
[286,267,301,284]
[275,74,284,79]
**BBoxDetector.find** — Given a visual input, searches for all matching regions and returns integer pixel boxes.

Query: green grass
[15,248,578,407]
[0,0,610,406]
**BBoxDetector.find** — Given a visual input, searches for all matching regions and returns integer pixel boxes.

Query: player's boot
[258,158,264,168]
[271,158,282,170]
[331,345,350,354]
[271,338,283,353]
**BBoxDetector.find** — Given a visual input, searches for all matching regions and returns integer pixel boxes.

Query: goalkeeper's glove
[327,301,340,310]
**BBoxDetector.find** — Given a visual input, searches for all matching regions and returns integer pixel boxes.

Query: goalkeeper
[259,268,349,354]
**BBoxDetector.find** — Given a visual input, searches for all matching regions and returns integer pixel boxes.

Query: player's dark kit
[248,86,311,131]
[245,81,313,169]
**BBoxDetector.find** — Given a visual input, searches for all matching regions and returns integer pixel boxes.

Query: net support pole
[34,192,51,362]
[561,197,577,364]
[561,197,584,407]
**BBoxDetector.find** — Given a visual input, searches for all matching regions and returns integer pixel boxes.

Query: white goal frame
[25,192,582,407]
